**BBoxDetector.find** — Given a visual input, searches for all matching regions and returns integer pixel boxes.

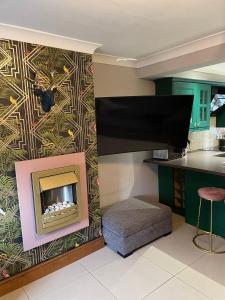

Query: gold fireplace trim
[40,172,78,191]
[32,165,82,235]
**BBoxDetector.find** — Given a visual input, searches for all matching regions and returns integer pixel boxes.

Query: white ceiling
[195,62,225,76]
[0,0,225,59]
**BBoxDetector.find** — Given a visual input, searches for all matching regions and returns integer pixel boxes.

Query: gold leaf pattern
[0,39,101,280]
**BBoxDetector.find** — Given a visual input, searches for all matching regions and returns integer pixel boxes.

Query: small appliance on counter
[152,149,168,160]
[219,139,225,151]
[152,148,187,160]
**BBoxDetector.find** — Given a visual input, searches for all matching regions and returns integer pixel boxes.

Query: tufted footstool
[102,198,172,257]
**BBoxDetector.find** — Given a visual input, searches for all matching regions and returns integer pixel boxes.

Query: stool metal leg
[196,197,202,235]
[193,197,225,254]
[210,200,213,253]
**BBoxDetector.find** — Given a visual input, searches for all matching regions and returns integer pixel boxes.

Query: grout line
[140,254,178,276]
[139,222,213,299]
[141,270,212,300]
[176,277,213,300]
[19,262,90,300]
[171,244,215,299]
[81,264,118,299]
[174,248,207,277]
[22,287,32,300]
[79,252,122,273]
[140,235,206,277]
[141,275,176,299]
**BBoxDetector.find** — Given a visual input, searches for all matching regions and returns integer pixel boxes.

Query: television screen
[95,95,194,156]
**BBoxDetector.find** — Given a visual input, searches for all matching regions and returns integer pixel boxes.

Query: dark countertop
[144,150,225,176]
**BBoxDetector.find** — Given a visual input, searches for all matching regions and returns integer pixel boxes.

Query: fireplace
[15,152,89,251]
[32,165,82,235]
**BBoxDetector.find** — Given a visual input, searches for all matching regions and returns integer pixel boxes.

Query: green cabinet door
[197,84,211,129]
[155,78,211,132]
[158,166,174,206]
[173,81,196,130]
[173,81,211,131]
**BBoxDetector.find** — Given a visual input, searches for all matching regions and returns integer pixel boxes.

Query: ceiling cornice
[93,53,136,67]
[0,23,102,54]
[136,30,225,68]
[93,31,225,70]
[169,70,225,83]
[0,23,224,72]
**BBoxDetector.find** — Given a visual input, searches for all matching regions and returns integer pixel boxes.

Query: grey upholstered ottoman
[102,197,172,257]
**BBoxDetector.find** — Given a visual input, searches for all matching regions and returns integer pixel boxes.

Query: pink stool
[193,187,225,254]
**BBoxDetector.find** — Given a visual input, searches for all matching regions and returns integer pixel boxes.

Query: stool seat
[198,187,225,201]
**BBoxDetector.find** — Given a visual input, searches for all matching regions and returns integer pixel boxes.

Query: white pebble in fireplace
[44,201,75,213]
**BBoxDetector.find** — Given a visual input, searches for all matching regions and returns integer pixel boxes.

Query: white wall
[93,62,158,207]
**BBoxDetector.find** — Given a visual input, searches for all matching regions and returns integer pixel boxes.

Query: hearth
[32,165,81,235]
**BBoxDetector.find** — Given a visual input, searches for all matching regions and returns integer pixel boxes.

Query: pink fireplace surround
[15,152,89,251]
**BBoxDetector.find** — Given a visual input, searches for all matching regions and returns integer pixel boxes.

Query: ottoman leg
[117,251,133,258]
[163,231,172,237]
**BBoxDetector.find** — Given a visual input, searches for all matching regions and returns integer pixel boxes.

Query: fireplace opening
[41,184,77,215]
[32,166,82,235]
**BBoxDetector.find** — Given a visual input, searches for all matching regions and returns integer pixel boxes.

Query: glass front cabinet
[155,78,211,131]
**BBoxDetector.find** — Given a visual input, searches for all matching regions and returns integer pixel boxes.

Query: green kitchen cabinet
[158,166,174,207]
[158,165,225,236]
[158,166,185,215]
[155,78,211,131]
[213,85,225,127]
[172,81,197,130]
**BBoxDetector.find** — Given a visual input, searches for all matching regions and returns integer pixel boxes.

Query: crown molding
[0,23,224,69]
[136,31,225,68]
[170,70,225,83]
[94,31,225,69]
[0,23,102,54]
[93,53,136,67]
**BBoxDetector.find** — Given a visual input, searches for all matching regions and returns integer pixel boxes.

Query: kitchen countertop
[144,150,225,176]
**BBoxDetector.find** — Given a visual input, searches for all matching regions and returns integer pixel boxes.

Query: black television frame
[95,95,194,156]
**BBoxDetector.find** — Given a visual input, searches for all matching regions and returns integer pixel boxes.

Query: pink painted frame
[15,152,89,251]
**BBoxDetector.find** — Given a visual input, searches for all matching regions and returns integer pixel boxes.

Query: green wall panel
[155,78,173,95]
[216,109,225,127]
[0,39,101,280]
[158,166,174,206]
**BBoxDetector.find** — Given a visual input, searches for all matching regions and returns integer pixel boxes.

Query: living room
[0,1,225,300]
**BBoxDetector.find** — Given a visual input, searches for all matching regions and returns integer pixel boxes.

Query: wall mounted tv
[95,95,194,156]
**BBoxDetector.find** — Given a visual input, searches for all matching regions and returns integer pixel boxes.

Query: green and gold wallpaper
[0,38,101,280]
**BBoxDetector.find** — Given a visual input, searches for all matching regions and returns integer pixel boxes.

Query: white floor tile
[142,245,187,275]
[143,277,210,300]
[151,223,205,265]
[24,261,87,299]
[79,245,121,271]
[185,251,225,287]
[177,266,225,300]
[172,213,185,231]
[3,214,225,300]
[27,272,115,300]
[0,289,29,300]
[92,254,172,300]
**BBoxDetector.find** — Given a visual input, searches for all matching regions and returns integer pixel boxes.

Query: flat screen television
[95,95,194,156]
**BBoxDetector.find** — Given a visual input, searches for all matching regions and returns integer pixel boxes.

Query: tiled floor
[2,213,225,300]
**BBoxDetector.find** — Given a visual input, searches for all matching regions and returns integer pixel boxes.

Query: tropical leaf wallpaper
[0,38,101,280]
